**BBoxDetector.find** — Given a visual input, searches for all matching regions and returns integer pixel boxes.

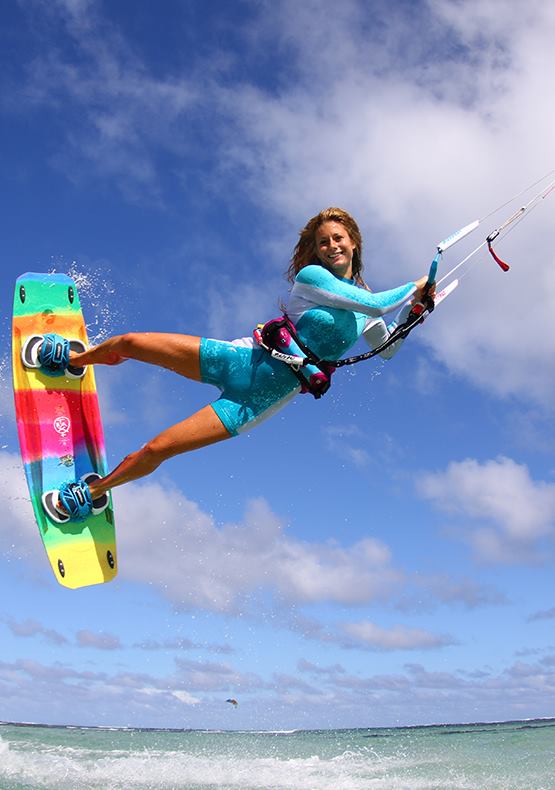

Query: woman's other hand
[413,275,436,304]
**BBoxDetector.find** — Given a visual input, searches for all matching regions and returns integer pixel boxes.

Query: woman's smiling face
[314,221,357,279]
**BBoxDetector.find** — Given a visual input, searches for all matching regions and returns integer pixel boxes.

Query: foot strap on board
[42,474,109,524]
[21,334,87,379]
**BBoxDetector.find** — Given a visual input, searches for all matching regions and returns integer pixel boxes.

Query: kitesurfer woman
[23,207,434,522]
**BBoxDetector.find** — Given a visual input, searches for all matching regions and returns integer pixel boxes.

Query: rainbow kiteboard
[12,272,117,589]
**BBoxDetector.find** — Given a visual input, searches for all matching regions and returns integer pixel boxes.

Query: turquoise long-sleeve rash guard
[286,264,417,360]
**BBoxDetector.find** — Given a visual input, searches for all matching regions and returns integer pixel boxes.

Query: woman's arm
[293,265,417,318]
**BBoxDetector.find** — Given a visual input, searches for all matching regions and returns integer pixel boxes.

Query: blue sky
[1,0,555,730]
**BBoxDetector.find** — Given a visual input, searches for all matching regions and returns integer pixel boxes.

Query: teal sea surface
[1,718,554,789]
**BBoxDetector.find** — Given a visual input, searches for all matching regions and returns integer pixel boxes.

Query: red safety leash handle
[487,240,510,272]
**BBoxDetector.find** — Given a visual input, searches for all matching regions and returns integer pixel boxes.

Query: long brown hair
[286,207,366,286]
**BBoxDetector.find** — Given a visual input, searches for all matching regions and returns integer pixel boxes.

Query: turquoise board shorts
[199,338,300,436]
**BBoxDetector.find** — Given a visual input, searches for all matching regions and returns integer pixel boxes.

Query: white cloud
[297,659,346,677]
[133,637,233,654]
[418,456,555,562]
[0,446,508,615]
[0,351,14,427]
[3,617,68,646]
[0,452,45,568]
[169,689,200,705]
[17,0,200,203]
[2,649,555,729]
[204,275,285,342]
[322,424,371,468]
[115,481,402,610]
[527,607,555,623]
[341,620,454,651]
[137,686,200,706]
[76,629,122,650]
[173,657,267,694]
[397,573,507,612]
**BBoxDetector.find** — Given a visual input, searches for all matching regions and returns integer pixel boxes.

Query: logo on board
[53,416,71,437]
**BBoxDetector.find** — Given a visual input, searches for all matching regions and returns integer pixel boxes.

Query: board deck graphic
[12,272,117,589]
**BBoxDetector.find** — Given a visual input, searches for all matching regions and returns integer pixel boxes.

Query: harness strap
[325,293,436,369]
[254,316,334,398]
[254,294,437,397]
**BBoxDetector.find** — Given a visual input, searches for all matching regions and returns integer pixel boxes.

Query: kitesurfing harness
[253,290,435,399]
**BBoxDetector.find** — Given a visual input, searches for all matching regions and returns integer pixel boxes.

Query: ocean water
[1,719,554,789]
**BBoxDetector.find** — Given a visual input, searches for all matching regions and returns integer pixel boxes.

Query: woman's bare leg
[88,405,231,500]
[50,333,232,513]
[70,332,203,380]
